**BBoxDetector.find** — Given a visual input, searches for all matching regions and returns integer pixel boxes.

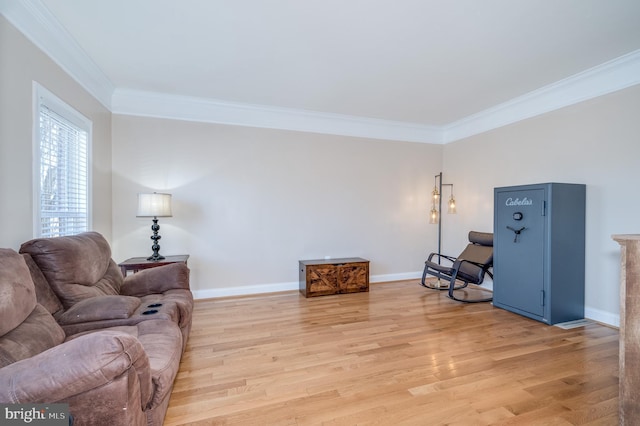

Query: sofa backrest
[0,249,65,368]
[19,232,124,310]
[21,253,64,316]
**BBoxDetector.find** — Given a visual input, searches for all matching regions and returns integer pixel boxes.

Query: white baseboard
[192,271,423,300]
[584,306,620,328]
[369,271,422,283]
[192,281,298,299]
[192,274,621,329]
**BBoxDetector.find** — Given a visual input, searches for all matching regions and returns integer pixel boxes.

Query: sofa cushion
[138,291,193,330]
[1,330,153,410]
[70,320,183,410]
[21,253,64,315]
[133,320,183,409]
[0,248,65,368]
[57,299,182,337]
[56,295,142,325]
[0,249,36,336]
[20,232,124,309]
[0,304,66,368]
[121,263,191,295]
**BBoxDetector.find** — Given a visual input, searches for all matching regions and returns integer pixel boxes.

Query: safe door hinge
[541,200,546,216]
[540,290,545,306]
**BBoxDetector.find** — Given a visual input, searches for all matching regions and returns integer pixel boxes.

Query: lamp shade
[137,193,172,217]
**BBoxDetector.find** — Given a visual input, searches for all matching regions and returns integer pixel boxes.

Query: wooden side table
[118,255,189,276]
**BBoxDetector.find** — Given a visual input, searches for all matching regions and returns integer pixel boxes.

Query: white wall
[112,115,442,296]
[442,85,640,326]
[0,16,112,248]
[4,12,636,327]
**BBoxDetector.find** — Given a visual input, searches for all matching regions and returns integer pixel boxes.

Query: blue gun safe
[493,183,585,325]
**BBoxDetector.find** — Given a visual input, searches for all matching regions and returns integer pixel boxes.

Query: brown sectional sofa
[0,232,194,425]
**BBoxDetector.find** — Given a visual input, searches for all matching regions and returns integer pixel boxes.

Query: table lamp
[137,192,172,261]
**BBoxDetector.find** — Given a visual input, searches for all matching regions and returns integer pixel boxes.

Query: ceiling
[5,0,640,141]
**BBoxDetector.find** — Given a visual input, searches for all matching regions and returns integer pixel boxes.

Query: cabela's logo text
[505,197,533,206]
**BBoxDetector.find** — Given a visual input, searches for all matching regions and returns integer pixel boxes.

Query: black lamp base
[147,217,165,261]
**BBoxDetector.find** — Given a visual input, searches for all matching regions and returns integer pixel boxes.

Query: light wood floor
[164,280,619,425]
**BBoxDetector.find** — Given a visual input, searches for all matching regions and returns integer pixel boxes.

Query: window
[33,83,92,237]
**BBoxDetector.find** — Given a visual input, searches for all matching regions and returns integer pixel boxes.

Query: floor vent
[554,319,593,329]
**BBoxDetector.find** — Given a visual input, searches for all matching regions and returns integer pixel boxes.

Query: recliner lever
[506,226,526,243]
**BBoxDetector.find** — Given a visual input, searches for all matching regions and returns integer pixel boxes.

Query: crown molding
[112,49,640,144]
[3,0,639,144]
[111,89,444,143]
[443,49,640,143]
[0,0,114,109]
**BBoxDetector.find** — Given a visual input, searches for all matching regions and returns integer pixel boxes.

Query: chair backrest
[456,231,493,284]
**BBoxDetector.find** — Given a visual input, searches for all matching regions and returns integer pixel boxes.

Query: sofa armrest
[55,295,141,325]
[0,330,152,407]
[121,263,190,297]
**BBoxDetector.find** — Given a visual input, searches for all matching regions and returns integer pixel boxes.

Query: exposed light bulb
[448,196,456,214]
[429,206,439,224]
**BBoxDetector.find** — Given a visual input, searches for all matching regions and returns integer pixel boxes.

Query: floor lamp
[425,172,457,289]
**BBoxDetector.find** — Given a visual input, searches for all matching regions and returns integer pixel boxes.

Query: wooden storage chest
[299,257,369,297]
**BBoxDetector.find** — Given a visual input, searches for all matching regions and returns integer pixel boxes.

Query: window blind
[38,104,89,237]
